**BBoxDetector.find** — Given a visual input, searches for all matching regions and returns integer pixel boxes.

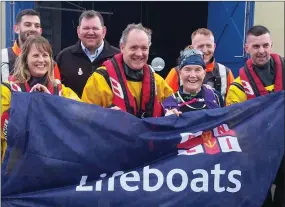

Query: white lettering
[143,165,164,192]
[166,169,188,192]
[108,171,124,191]
[227,170,242,193]
[120,171,140,191]
[110,77,124,99]
[3,119,8,139]
[95,173,107,191]
[191,169,209,192]
[76,164,242,193]
[241,80,254,95]
[211,164,226,192]
[213,124,229,137]
[76,176,93,191]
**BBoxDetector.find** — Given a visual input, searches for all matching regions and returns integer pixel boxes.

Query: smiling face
[192,34,216,64]
[27,43,51,77]
[179,64,206,94]
[14,15,42,46]
[245,33,273,66]
[77,16,106,52]
[120,29,150,70]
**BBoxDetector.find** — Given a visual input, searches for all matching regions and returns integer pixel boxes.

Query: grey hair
[119,23,152,46]
[180,48,203,58]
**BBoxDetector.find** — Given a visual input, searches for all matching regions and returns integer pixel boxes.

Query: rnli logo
[177,124,241,155]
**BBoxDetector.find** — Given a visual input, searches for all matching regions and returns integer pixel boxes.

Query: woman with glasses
[162,48,224,116]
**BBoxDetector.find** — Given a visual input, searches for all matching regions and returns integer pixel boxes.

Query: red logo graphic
[177,124,241,156]
[201,131,220,154]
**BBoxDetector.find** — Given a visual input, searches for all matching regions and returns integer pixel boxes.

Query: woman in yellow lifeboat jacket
[1,36,81,161]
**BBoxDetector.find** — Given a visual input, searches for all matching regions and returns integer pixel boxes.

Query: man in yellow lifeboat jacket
[226,25,284,207]
[82,23,173,118]
[226,25,284,106]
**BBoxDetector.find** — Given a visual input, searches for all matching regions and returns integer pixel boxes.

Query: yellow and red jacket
[226,53,284,106]
[102,53,163,117]
[1,79,81,161]
[81,53,173,117]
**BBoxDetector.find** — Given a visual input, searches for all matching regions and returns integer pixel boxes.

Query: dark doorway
[143,2,208,77]
[39,1,208,78]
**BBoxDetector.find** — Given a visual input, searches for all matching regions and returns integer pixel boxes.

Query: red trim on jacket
[239,53,283,100]
[8,76,62,95]
[103,53,162,117]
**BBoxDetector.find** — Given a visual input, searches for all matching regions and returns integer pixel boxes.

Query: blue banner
[2,91,284,207]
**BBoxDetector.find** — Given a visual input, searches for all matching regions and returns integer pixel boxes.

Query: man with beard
[165,28,234,100]
[56,10,120,97]
[81,23,173,118]
[1,9,61,82]
[226,25,284,207]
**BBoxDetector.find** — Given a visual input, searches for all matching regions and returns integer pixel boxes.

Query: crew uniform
[1,76,80,161]
[82,53,173,118]
[226,53,284,105]
[225,53,284,207]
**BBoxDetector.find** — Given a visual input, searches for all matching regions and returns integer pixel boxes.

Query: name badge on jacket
[78,68,83,76]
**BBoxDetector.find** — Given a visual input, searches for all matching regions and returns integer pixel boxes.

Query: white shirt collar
[81,41,104,61]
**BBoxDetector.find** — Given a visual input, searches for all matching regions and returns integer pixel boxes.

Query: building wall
[1,2,6,48]
[254,2,284,56]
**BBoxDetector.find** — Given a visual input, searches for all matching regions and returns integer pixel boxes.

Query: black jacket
[56,40,120,97]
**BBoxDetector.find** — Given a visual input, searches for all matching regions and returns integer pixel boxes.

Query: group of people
[1,8,284,207]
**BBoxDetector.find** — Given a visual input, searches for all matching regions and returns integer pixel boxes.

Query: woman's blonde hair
[12,36,55,84]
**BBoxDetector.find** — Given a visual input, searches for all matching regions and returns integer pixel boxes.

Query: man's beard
[19,31,39,45]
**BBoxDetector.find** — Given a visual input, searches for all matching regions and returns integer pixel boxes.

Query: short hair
[246,25,271,37]
[16,9,40,24]
[119,23,152,46]
[79,10,104,26]
[13,36,55,84]
[191,28,214,41]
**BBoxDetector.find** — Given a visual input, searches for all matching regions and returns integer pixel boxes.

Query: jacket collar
[205,57,216,72]
[72,40,118,60]
[12,40,21,56]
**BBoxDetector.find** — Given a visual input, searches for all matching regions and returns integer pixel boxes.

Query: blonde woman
[1,36,81,161]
